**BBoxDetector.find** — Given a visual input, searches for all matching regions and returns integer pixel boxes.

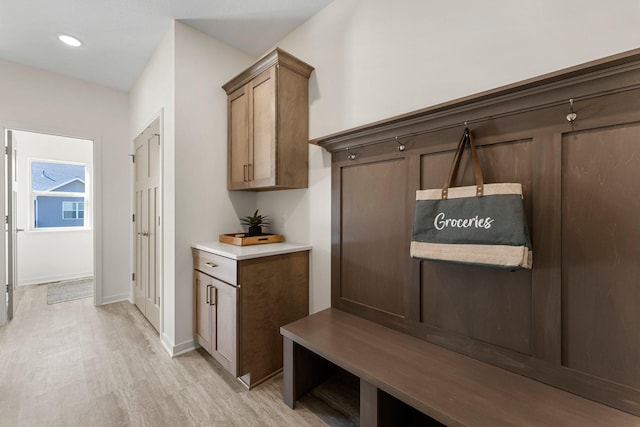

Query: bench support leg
[360,379,380,427]
[283,337,335,409]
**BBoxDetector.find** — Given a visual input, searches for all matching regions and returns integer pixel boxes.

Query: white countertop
[192,241,311,260]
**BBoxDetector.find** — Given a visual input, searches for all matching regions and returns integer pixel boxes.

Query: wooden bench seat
[280,308,639,427]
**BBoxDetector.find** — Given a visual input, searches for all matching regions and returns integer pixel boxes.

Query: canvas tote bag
[410,128,532,269]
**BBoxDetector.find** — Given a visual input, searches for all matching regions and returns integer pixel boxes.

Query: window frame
[61,200,85,220]
[29,158,91,232]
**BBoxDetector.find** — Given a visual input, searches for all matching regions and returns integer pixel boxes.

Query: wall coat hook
[566,99,578,123]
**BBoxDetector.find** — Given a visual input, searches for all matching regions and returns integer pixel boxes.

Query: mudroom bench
[280,308,638,427]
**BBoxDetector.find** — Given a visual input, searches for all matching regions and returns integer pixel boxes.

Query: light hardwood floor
[0,285,352,427]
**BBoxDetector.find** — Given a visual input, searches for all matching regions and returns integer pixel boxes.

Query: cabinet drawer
[193,249,237,286]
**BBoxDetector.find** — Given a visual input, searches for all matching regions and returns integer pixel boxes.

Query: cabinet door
[228,85,250,190]
[249,67,277,188]
[211,277,238,375]
[194,271,212,353]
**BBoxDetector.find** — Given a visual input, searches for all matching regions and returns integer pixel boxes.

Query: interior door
[134,121,160,332]
[5,130,17,321]
[145,132,160,330]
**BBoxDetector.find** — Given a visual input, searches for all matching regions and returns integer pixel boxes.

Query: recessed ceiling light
[58,34,82,47]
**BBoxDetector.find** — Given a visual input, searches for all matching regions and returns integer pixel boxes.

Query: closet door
[134,125,161,332]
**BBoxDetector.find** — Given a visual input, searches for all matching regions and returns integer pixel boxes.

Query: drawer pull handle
[206,284,212,304]
[205,262,218,268]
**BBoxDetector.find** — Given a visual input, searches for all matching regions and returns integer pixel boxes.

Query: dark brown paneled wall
[322,50,640,415]
[421,140,533,355]
[339,158,409,318]
[561,124,640,390]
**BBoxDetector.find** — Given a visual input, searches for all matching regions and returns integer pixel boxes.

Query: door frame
[1,124,102,324]
[131,111,163,336]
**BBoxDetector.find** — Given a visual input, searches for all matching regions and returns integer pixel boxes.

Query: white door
[5,130,17,321]
[134,121,160,331]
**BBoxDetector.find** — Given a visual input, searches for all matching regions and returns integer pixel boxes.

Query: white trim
[0,130,7,326]
[93,135,103,307]
[28,158,90,231]
[172,341,196,357]
[18,271,93,287]
[132,111,164,344]
[101,293,130,305]
[161,332,196,357]
[0,125,102,311]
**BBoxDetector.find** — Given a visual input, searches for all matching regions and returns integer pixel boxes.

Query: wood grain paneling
[240,251,309,386]
[282,309,640,426]
[339,158,409,317]
[320,50,640,415]
[562,124,640,390]
[228,86,249,190]
[278,65,310,188]
[531,133,563,363]
[420,140,533,354]
[224,48,313,191]
[251,68,276,187]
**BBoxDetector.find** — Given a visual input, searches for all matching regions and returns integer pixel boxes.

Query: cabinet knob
[205,262,217,268]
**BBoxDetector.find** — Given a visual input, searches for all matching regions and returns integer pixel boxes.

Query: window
[62,201,84,220]
[31,161,89,229]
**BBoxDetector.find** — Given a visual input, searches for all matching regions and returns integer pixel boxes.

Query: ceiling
[0,0,332,91]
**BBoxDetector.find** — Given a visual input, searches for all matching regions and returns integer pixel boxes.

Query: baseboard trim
[101,293,130,305]
[173,340,196,357]
[18,272,93,287]
[160,333,196,357]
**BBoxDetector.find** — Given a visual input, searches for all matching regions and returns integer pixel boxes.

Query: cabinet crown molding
[222,47,314,95]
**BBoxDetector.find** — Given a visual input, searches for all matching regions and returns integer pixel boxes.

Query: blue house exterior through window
[32,162,87,229]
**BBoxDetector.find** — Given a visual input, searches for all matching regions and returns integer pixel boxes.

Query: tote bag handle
[442,127,484,199]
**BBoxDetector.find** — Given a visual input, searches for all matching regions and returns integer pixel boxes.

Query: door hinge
[5,215,8,224]
[129,154,135,163]
[132,273,135,281]
[4,146,7,155]
[132,214,135,222]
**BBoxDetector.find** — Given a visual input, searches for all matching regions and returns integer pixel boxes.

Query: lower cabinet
[192,247,309,388]
[194,270,238,374]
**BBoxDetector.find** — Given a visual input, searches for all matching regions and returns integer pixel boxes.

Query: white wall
[175,22,256,349]
[130,23,176,347]
[0,58,130,310]
[14,130,93,285]
[258,0,640,313]
[130,21,256,354]
[174,22,256,352]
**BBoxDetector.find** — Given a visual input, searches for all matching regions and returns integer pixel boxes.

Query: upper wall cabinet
[223,48,314,191]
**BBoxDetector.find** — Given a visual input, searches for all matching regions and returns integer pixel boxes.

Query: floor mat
[47,278,93,304]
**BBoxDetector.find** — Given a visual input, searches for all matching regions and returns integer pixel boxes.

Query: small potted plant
[241,209,269,236]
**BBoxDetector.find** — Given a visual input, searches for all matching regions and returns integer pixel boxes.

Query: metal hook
[346,147,357,160]
[395,136,405,152]
[566,98,577,122]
